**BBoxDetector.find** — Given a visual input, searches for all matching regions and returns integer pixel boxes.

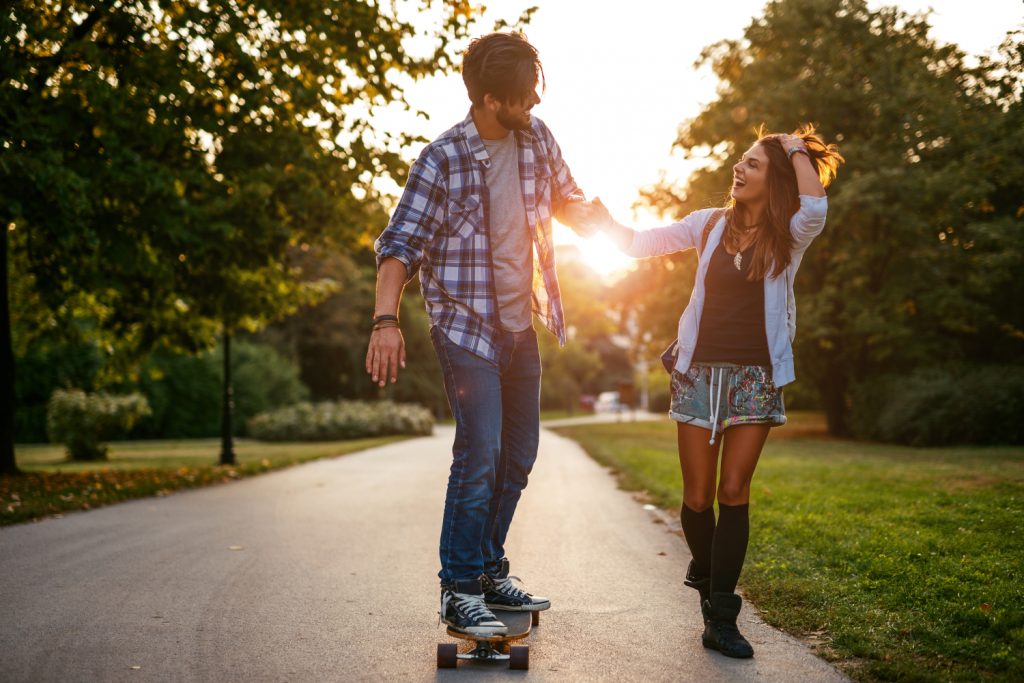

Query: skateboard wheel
[531,611,540,626]
[509,644,529,670]
[437,643,458,668]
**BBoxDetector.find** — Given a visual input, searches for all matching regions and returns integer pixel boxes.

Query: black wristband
[373,314,399,325]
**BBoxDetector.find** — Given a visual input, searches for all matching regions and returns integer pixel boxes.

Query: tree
[1,0,479,473]
[637,0,1024,435]
[256,243,452,419]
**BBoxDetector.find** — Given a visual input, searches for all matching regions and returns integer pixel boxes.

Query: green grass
[552,413,1024,683]
[3,436,410,525]
[539,409,582,421]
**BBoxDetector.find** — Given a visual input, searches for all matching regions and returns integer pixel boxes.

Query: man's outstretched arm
[366,257,408,387]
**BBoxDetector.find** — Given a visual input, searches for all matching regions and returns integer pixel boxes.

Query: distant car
[594,391,622,414]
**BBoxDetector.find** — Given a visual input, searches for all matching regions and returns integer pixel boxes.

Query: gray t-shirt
[482,133,534,332]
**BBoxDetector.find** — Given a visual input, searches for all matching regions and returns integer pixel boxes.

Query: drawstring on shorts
[707,367,725,445]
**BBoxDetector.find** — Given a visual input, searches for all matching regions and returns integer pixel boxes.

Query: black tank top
[691,241,771,366]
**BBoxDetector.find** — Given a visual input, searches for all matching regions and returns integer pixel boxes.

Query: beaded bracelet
[787,146,809,160]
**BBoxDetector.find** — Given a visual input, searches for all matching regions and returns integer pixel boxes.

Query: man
[367,32,598,637]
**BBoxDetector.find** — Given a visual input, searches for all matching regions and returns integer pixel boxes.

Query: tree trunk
[219,328,236,466]
[0,224,19,475]
[819,362,849,437]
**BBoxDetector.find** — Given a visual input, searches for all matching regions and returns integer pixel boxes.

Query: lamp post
[219,325,235,466]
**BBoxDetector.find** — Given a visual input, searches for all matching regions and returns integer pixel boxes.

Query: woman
[594,126,843,658]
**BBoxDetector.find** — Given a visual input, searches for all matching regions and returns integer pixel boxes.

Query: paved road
[0,425,847,682]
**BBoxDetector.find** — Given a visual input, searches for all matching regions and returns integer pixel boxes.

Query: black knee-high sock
[681,504,716,578]
[711,502,750,595]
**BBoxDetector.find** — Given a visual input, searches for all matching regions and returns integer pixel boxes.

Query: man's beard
[496,105,531,130]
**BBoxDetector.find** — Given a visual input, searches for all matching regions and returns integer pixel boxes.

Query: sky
[378,0,1024,276]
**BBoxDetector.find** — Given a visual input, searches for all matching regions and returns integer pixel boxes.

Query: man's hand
[558,198,606,237]
[366,326,406,387]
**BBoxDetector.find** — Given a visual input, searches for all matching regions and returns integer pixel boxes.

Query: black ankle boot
[701,592,754,658]
[683,560,711,621]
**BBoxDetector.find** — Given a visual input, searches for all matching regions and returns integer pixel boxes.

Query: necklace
[732,231,755,271]
[732,218,759,270]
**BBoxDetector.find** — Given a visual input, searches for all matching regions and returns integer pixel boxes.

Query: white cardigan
[626,195,828,386]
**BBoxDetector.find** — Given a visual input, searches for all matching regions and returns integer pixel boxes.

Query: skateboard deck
[436,609,539,670]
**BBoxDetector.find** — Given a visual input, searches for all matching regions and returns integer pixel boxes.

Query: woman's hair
[462,32,545,108]
[725,123,845,281]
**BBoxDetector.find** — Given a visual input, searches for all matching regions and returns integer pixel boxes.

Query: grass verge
[3,436,410,526]
[551,413,1024,682]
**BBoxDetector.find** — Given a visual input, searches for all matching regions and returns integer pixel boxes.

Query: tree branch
[33,6,108,89]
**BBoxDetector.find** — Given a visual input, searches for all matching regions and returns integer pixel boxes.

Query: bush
[647,385,671,413]
[779,377,821,411]
[133,350,221,439]
[247,400,434,441]
[848,365,1024,446]
[226,341,310,431]
[14,342,105,442]
[133,340,309,438]
[46,389,152,460]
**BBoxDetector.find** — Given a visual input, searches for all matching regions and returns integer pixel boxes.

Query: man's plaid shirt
[375,111,582,363]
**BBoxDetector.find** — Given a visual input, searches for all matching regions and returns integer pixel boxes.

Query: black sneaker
[440,579,508,637]
[482,559,551,612]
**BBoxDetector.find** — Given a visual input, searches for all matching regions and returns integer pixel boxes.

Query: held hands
[560,195,614,238]
[590,197,613,228]
[366,323,406,387]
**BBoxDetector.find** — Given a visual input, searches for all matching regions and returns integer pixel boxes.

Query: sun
[576,233,634,278]
[552,222,634,278]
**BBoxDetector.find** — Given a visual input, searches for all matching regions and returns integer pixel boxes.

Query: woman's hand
[591,197,635,251]
[780,134,825,197]
[590,197,613,229]
[779,134,807,157]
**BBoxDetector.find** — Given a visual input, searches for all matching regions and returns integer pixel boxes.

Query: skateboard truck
[436,609,537,670]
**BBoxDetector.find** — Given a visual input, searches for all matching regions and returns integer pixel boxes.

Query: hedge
[848,365,1024,446]
[247,400,434,441]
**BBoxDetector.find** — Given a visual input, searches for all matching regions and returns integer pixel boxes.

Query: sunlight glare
[553,221,633,279]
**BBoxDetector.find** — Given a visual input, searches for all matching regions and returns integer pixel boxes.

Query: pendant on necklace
[733,251,743,271]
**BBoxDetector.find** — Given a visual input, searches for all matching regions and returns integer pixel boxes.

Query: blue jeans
[430,325,541,584]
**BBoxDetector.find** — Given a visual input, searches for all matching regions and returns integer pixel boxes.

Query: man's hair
[461,32,545,107]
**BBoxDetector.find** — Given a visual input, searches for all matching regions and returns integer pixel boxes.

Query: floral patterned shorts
[670,363,786,439]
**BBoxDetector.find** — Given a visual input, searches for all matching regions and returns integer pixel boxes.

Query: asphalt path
[0,423,848,682]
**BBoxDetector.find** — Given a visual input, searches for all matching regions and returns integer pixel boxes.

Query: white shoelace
[707,367,725,445]
[493,576,529,600]
[440,591,497,625]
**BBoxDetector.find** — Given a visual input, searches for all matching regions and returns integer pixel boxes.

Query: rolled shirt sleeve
[374,149,447,280]
[789,195,828,250]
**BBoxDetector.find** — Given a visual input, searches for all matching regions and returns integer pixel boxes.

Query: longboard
[436,609,539,670]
